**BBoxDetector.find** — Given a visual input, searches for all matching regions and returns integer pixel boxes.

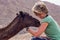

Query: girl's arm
[28,22,48,37]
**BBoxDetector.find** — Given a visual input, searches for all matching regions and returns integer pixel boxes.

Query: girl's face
[34,12,46,19]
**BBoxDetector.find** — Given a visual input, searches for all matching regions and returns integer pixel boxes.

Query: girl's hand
[26,22,48,37]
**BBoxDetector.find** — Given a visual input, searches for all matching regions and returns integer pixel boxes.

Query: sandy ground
[9,33,46,40]
[9,33,32,40]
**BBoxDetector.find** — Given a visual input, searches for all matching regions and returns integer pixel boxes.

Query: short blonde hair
[32,1,48,14]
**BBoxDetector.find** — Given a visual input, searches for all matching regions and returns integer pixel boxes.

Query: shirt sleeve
[41,16,51,23]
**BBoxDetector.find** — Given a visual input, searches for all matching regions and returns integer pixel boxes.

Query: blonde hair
[32,1,48,14]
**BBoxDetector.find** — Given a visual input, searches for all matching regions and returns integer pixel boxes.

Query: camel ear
[16,11,24,16]
[19,11,23,14]
[16,13,19,16]
[19,11,24,17]
[16,11,23,16]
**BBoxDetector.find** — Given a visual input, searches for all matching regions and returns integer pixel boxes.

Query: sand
[9,32,46,40]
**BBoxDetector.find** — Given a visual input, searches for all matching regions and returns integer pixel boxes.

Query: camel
[0,11,40,40]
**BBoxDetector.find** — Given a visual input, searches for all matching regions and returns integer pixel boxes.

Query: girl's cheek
[39,16,42,18]
[37,15,43,19]
[40,15,44,18]
[40,15,43,17]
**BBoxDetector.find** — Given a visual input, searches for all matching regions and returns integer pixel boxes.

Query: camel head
[18,11,40,28]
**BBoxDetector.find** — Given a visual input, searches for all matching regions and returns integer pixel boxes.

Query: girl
[26,1,60,40]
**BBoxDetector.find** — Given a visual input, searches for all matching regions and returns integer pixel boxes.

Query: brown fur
[0,11,40,40]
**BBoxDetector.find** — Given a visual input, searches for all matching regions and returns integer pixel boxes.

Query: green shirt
[41,15,60,40]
